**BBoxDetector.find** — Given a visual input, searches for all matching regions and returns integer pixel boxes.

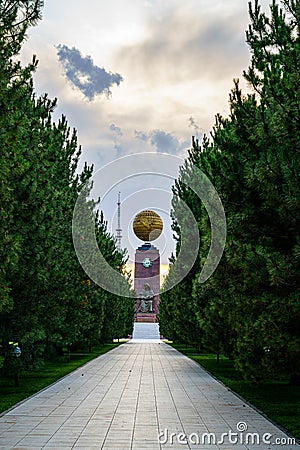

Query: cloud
[187,117,204,143]
[114,4,249,87]
[188,116,201,134]
[109,124,124,158]
[135,128,188,155]
[110,123,123,137]
[134,129,148,141]
[150,130,180,154]
[56,44,123,100]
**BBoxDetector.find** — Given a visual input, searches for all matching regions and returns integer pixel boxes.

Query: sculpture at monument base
[139,283,154,313]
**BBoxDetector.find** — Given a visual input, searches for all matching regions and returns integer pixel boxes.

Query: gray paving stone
[0,342,299,449]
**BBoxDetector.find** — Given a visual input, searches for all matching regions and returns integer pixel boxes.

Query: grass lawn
[0,343,120,414]
[171,343,300,441]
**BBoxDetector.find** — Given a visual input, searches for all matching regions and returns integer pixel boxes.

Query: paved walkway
[0,342,299,450]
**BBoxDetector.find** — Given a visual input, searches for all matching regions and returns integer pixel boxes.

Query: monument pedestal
[135,313,157,323]
[134,243,160,322]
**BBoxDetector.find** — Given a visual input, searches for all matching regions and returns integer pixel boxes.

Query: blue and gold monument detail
[133,210,162,323]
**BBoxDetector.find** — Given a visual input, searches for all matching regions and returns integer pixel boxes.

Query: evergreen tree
[0,0,43,314]
[95,211,134,343]
[161,0,300,383]
[0,0,133,373]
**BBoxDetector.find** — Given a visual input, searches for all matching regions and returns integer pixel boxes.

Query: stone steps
[132,322,160,340]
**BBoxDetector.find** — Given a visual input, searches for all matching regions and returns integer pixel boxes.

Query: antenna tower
[116,191,122,251]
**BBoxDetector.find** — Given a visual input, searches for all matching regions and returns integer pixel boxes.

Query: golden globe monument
[133,210,163,323]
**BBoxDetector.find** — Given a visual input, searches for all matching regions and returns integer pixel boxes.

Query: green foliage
[0,0,133,376]
[160,0,300,384]
[95,211,134,343]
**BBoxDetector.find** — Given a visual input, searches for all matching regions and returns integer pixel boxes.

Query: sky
[20,0,271,276]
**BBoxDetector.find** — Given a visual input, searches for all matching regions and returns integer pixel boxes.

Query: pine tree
[0,1,43,314]
[161,0,300,383]
[0,1,133,374]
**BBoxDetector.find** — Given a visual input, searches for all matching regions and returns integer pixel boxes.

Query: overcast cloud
[115,8,248,85]
[20,0,267,171]
[135,128,188,155]
[19,0,273,262]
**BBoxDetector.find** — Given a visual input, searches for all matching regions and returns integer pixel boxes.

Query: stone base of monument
[134,243,160,320]
[135,313,157,323]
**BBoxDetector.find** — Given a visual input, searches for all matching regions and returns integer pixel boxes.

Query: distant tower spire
[116,191,122,251]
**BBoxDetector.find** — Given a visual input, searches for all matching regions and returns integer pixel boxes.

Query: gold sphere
[133,210,163,242]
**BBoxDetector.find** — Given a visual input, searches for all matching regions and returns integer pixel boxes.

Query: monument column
[132,210,163,323]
